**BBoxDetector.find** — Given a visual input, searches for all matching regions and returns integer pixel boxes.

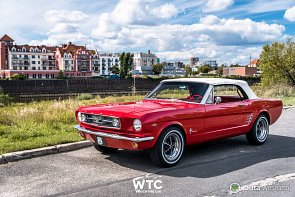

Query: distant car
[74,78,283,167]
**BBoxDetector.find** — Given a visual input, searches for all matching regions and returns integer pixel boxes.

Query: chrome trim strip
[74,125,154,142]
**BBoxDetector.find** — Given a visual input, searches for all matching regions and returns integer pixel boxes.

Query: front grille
[83,114,120,129]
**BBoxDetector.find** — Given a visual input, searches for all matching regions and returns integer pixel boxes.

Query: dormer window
[11,47,16,52]
[35,47,39,52]
[64,54,67,58]
[22,47,26,52]
[42,48,46,53]
[68,54,72,58]
[30,48,34,53]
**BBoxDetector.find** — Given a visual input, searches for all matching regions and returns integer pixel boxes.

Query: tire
[149,126,185,167]
[93,143,118,154]
[246,114,269,145]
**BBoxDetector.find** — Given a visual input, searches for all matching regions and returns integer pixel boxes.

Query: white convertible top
[162,78,258,99]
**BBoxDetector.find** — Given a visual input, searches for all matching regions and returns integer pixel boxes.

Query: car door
[203,84,246,139]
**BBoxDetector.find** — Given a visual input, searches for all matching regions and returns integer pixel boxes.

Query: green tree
[198,65,213,74]
[260,40,295,86]
[184,66,192,77]
[217,64,225,75]
[119,52,133,77]
[152,63,164,75]
[110,64,120,75]
[11,74,25,80]
[57,71,65,79]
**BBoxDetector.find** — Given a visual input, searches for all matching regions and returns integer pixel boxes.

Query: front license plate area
[96,136,106,146]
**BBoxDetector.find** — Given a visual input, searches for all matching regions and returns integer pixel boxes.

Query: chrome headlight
[112,118,120,128]
[77,112,86,122]
[133,119,142,131]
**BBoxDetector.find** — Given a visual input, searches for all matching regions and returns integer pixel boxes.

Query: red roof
[0,34,14,42]
[249,59,260,65]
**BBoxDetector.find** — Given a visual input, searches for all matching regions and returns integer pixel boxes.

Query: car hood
[77,99,199,118]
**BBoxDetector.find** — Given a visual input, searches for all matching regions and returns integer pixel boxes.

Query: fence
[0,77,260,100]
[0,78,160,96]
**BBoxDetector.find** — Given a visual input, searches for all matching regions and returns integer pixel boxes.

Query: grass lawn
[0,85,294,155]
[0,95,143,154]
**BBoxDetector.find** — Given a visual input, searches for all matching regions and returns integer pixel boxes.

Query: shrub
[0,93,14,106]
[76,93,94,100]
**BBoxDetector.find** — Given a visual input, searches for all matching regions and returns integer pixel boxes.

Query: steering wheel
[187,94,203,101]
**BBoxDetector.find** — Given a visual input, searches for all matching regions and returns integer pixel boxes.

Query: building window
[50,74,55,78]
[43,67,46,70]
[22,48,26,52]
[45,74,49,78]
[33,74,37,78]
[38,74,42,78]
[38,61,40,64]
[32,55,35,58]
[32,67,36,70]
[32,61,36,64]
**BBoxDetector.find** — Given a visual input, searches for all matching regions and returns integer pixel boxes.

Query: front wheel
[246,114,269,145]
[93,143,118,154]
[149,127,185,167]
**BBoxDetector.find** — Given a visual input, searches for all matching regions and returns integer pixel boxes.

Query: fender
[154,121,187,144]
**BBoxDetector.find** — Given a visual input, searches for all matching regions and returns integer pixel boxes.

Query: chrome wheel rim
[256,117,269,142]
[161,131,183,163]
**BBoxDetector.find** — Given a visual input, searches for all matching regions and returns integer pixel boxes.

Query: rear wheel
[149,127,185,167]
[246,114,269,145]
[93,143,118,154]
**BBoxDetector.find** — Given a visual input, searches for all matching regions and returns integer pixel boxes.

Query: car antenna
[133,63,136,105]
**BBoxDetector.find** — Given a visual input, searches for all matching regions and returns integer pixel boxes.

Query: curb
[283,106,295,110]
[0,140,92,165]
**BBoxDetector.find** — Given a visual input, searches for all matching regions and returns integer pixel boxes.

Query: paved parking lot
[0,109,294,197]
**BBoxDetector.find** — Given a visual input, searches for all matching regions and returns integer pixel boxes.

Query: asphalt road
[1,109,295,197]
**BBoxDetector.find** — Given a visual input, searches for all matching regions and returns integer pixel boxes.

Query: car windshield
[145,82,209,103]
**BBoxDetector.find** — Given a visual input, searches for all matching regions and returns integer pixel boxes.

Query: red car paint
[75,95,282,150]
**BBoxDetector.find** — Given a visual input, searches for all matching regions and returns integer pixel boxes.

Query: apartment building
[92,53,120,76]
[133,50,158,75]
[0,34,120,79]
[0,34,59,79]
[162,62,186,76]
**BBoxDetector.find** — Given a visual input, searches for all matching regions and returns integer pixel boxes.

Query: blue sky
[0,0,294,65]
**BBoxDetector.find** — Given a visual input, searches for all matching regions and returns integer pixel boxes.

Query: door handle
[239,104,248,107]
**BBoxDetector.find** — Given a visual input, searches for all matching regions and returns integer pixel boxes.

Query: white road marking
[228,172,295,195]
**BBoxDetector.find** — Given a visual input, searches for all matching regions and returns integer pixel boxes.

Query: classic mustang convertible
[74,78,282,167]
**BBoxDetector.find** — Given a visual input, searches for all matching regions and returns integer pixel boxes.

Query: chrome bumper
[74,125,154,142]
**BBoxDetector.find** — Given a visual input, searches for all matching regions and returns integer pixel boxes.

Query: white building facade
[133,50,158,75]
[92,53,120,76]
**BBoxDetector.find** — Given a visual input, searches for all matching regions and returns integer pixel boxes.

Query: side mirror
[215,96,222,104]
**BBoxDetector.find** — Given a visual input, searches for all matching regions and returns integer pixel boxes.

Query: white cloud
[92,0,179,38]
[30,10,90,46]
[197,15,285,45]
[203,0,234,13]
[284,6,295,21]
[152,3,178,19]
[45,10,89,23]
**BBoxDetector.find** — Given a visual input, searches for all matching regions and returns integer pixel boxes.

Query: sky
[0,0,294,65]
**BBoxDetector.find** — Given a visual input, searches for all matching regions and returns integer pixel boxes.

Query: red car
[74,78,282,167]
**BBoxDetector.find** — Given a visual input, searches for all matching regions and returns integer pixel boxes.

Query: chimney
[68,42,72,45]
[148,50,151,54]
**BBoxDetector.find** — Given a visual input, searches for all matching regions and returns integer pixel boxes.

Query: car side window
[213,85,245,103]
[206,89,214,104]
